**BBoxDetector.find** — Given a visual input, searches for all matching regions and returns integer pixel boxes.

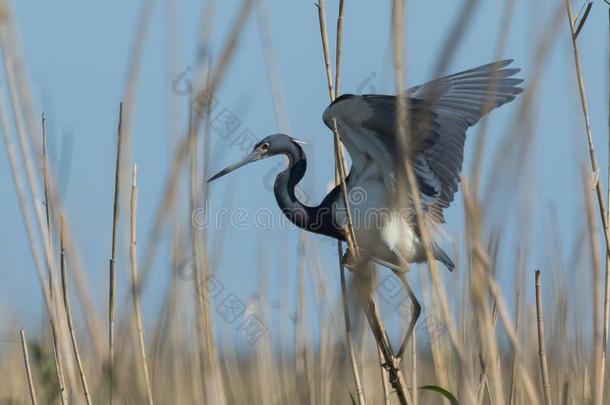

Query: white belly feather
[333,163,425,268]
[328,115,430,268]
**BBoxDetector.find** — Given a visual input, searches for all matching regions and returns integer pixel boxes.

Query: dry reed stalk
[315,1,366,404]
[249,251,268,402]
[189,41,227,402]
[41,113,52,278]
[188,109,211,403]
[409,324,417,405]
[0,10,56,276]
[316,0,334,101]
[1,4,105,369]
[256,259,283,405]
[316,0,357,250]
[149,250,177,402]
[128,0,253,306]
[129,165,154,405]
[46,266,67,400]
[20,329,38,405]
[490,279,539,403]
[188,70,226,403]
[433,0,480,77]
[462,179,505,405]
[0,80,73,405]
[120,0,154,172]
[255,0,290,134]
[164,0,180,150]
[417,270,451,390]
[339,250,365,403]
[255,6,303,401]
[564,0,610,255]
[167,230,198,403]
[59,215,92,405]
[9,1,105,359]
[391,0,472,402]
[331,130,358,251]
[219,331,247,405]
[316,314,330,404]
[193,4,216,302]
[509,289,521,405]
[471,240,539,404]
[60,231,105,363]
[376,345,390,405]
[307,236,343,404]
[583,166,604,405]
[367,296,413,405]
[0,15,79,402]
[314,0,354,246]
[470,0,515,189]
[310,252,340,404]
[535,271,552,405]
[41,111,69,405]
[601,1,610,395]
[564,2,607,403]
[190,16,225,397]
[391,0,467,368]
[295,237,316,404]
[318,0,368,394]
[192,177,226,404]
[107,15,154,365]
[484,2,563,208]
[109,102,123,405]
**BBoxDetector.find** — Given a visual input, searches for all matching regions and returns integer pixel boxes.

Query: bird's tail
[432,243,455,271]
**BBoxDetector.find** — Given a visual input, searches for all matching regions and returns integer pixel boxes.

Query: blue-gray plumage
[209,60,522,269]
[208,60,523,357]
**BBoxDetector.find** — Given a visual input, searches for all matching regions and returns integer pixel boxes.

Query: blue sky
[1,0,608,345]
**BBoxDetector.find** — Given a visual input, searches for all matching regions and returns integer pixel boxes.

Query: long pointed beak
[207,151,262,183]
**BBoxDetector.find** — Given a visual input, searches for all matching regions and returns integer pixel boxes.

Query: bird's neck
[274,144,345,240]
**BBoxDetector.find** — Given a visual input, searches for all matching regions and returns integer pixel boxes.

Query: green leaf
[419,385,460,405]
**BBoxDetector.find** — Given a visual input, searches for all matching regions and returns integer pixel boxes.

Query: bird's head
[207,133,307,183]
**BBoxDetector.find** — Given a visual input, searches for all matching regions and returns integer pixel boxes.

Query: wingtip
[504,67,520,74]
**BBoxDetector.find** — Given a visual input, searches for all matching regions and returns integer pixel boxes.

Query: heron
[208,60,522,358]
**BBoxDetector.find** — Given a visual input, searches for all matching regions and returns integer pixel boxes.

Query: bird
[208,59,523,357]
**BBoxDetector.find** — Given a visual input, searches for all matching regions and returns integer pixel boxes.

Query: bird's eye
[260,143,270,152]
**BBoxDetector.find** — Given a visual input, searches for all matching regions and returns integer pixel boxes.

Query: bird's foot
[381,358,402,387]
[381,357,401,371]
[341,248,357,269]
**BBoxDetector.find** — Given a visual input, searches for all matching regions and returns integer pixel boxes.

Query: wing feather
[322,59,523,222]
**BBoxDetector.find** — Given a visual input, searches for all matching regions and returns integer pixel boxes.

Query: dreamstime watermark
[171,66,312,202]
[190,189,416,233]
[171,66,259,154]
[356,72,378,94]
[377,274,447,343]
[171,67,379,206]
[176,256,267,345]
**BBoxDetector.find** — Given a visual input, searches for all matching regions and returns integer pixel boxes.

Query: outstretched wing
[322,59,523,223]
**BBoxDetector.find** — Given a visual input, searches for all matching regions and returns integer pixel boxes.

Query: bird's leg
[364,299,397,375]
[341,246,356,269]
[395,271,421,359]
[365,296,412,405]
[364,297,394,357]
[342,246,373,271]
